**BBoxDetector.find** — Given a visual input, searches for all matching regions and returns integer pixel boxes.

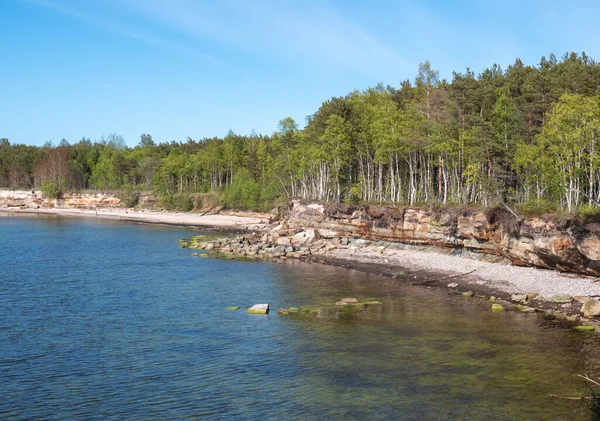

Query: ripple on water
[0,217,598,420]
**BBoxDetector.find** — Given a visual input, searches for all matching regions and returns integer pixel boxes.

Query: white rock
[247,304,269,314]
[291,229,320,245]
[276,237,291,246]
[583,299,600,318]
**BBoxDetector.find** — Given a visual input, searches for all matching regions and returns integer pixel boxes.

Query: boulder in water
[247,304,269,314]
[575,325,595,332]
[340,298,358,304]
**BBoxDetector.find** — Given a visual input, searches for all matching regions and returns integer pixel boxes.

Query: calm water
[1,216,600,420]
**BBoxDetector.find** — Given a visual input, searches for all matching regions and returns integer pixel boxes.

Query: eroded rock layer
[285,200,600,277]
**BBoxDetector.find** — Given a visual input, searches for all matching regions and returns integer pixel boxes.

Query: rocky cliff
[0,190,122,209]
[285,200,600,277]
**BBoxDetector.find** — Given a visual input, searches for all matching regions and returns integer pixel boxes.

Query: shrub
[119,185,139,208]
[158,192,195,212]
[40,181,62,199]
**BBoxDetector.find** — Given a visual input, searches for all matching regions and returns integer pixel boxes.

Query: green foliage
[40,181,62,198]
[516,200,558,217]
[4,52,600,213]
[220,169,278,211]
[158,192,195,212]
[119,185,139,208]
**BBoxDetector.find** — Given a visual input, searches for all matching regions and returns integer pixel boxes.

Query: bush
[40,181,62,199]
[516,199,558,216]
[119,185,139,208]
[158,192,195,212]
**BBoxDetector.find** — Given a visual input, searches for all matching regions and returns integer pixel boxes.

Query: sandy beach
[0,207,269,230]
[331,243,600,300]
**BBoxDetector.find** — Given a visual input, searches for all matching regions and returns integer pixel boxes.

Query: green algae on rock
[575,325,596,332]
[552,294,574,303]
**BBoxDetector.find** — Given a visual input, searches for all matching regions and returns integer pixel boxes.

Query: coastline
[313,244,600,320]
[0,207,270,231]
[182,229,600,329]
[4,205,600,328]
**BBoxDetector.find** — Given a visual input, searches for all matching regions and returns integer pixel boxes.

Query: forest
[2,52,600,212]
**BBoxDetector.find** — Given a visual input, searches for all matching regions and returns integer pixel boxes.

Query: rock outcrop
[283,200,600,277]
[0,190,121,209]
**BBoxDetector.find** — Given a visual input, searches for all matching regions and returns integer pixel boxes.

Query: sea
[1,215,600,420]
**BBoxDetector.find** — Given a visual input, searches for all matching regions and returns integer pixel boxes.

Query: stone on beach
[582,299,600,318]
[247,304,269,314]
[276,237,291,246]
[511,294,527,302]
[291,229,320,246]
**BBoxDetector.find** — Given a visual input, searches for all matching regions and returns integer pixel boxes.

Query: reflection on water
[0,216,599,420]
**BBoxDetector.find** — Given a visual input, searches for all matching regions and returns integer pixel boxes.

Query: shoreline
[183,229,600,329]
[310,246,600,322]
[0,207,269,231]
[4,206,600,328]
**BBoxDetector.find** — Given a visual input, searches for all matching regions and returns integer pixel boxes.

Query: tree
[138,133,155,148]
[535,93,600,210]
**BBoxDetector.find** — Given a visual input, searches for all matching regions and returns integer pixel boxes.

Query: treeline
[3,52,600,212]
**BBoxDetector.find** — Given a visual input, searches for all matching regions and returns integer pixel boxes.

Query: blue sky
[2,0,600,146]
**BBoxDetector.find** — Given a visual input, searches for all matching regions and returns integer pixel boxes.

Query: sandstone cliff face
[286,200,600,277]
[0,190,121,209]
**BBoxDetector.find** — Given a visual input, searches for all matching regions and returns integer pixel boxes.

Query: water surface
[1,216,600,420]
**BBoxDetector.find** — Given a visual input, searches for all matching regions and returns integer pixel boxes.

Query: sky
[2,0,600,146]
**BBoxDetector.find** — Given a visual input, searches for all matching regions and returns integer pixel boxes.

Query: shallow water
[1,216,600,420]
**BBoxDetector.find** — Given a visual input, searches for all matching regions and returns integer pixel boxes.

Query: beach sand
[0,207,269,230]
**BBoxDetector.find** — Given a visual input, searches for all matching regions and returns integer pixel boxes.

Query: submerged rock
[340,298,358,304]
[363,299,383,305]
[226,306,240,311]
[551,294,574,303]
[462,291,474,298]
[247,304,269,314]
[575,325,596,332]
[491,303,505,311]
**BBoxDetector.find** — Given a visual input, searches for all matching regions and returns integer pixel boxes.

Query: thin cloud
[118,0,411,79]
[22,0,229,68]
